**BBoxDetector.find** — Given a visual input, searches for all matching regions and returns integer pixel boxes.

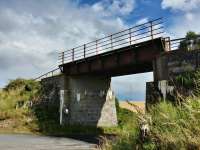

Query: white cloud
[136,18,149,25]
[161,0,200,38]
[92,0,135,16]
[0,0,151,101]
[162,0,200,12]
[167,12,200,38]
[0,0,136,87]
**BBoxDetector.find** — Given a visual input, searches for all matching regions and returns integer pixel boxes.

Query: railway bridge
[37,18,170,126]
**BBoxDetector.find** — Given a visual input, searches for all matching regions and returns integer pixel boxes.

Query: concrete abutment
[146,49,200,106]
[41,74,118,127]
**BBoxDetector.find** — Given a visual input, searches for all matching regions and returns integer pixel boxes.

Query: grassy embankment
[101,70,200,150]
[1,69,200,149]
[0,78,134,136]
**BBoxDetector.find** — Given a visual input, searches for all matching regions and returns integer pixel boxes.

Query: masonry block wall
[41,75,118,127]
[147,49,200,106]
[154,49,200,81]
[41,75,65,105]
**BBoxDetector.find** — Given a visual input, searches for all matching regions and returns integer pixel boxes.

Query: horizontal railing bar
[35,68,60,80]
[59,25,162,57]
[59,18,163,54]
[85,32,163,56]
[85,28,163,53]
[78,22,163,50]
[58,18,164,64]
[68,31,163,59]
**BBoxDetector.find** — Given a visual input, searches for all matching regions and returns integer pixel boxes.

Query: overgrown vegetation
[0,78,131,136]
[102,70,200,149]
[1,68,200,149]
[179,31,200,51]
[0,79,41,133]
[0,78,105,135]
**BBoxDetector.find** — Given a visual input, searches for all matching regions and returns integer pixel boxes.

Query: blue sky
[0,0,200,101]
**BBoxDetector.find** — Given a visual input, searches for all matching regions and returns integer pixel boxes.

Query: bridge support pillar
[64,75,118,127]
[41,74,118,127]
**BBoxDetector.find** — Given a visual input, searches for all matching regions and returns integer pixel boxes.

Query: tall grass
[0,79,40,133]
[149,99,200,149]
[102,70,200,150]
[101,98,200,150]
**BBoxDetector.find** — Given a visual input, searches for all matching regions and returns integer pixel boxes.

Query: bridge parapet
[59,18,164,65]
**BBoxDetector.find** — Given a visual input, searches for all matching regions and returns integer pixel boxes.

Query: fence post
[150,21,153,39]
[129,28,132,45]
[72,48,74,61]
[84,44,86,58]
[169,38,171,51]
[96,40,98,54]
[62,52,64,64]
[111,35,113,50]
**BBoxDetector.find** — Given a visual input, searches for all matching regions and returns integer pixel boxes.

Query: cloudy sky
[0,0,200,100]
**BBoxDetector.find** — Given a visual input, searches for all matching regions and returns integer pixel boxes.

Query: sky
[0,0,200,101]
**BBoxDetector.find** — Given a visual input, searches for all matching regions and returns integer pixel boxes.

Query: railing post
[129,28,132,45]
[72,48,74,61]
[150,21,153,39]
[111,35,113,50]
[96,40,98,54]
[62,52,64,64]
[84,44,86,58]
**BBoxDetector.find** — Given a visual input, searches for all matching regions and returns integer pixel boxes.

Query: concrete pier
[41,75,118,127]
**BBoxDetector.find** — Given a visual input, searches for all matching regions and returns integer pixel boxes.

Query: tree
[179,31,200,51]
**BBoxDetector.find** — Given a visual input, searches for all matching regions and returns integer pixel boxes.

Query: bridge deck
[58,18,167,76]
[59,37,166,76]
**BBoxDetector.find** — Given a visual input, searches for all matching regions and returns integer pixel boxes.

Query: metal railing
[59,18,164,64]
[165,38,185,51]
[35,68,61,81]
[166,36,200,51]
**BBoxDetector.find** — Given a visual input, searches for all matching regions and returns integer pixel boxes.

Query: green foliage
[149,99,200,149]
[179,31,200,51]
[4,78,39,91]
[175,69,200,96]
[0,79,41,133]
[115,98,120,114]
[104,71,200,149]
[103,99,200,150]
[186,31,199,39]
[102,107,140,150]
[0,78,112,135]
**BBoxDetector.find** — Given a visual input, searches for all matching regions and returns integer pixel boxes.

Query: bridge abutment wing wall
[147,49,200,106]
[41,74,118,127]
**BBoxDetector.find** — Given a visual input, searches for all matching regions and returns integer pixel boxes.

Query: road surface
[0,134,97,150]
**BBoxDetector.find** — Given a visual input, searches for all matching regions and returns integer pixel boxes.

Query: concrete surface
[0,134,97,150]
[41,75,118,127]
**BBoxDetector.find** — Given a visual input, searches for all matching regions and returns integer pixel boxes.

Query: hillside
[119,101,145,113]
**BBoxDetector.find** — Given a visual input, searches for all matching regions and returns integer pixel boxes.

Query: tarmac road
[0,134,97,150]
